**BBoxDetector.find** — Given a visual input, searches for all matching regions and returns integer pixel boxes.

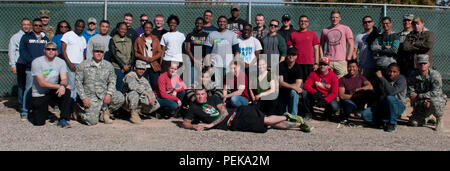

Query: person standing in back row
[320,10,354,78]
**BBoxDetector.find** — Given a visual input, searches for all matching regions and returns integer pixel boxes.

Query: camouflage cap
[93,43,105,52]
[417,54,429,64]
[135,60,147,69]
[40,9,50,18]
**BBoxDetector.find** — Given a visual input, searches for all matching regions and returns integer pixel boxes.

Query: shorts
[228,105,267,133]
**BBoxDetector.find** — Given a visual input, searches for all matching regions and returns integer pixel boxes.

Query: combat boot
[435,117,443,132]
[130,109,142,124]
[101,108,113,124]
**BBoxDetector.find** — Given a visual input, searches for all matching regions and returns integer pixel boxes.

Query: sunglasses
[363,21,373,24]
[140,20,148,22]
[34,24,43,27]
[45,48,57,51]
[319,63,328,66]
[269,24,278,27]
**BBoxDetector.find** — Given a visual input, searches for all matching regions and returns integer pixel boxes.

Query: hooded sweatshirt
[17,31,49,70]
[303,68,339,103]
[277,24,295,43]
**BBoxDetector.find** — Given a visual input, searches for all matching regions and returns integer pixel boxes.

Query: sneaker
[57,119,72,128]
[409,120,419,127]
[384,124,396,132]
[303,113,312,121]
[283,112,304,124]
[299,123,314,133]
[20,114,28,121]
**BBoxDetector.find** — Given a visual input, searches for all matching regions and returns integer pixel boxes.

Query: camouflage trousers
[410,97,447,125]
[123,91,160,114]
[79,90,124,125]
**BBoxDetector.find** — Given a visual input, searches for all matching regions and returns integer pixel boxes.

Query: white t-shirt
[61,31,86,64]
[145,39,153,68]
[238,37,262,64]
[160,31,185,62]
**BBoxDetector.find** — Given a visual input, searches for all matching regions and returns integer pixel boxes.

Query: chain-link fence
[1,0,450,97]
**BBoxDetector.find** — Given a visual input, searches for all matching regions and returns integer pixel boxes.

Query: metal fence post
[248,0,252,24]
[383,4,387,17]
[104,0,108,20]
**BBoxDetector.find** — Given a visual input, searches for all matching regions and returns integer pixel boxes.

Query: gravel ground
[1,97,449,151]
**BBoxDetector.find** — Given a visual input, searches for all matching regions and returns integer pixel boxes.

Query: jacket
[134,35,163,72]
[303,68,339,103]
[109,35,135,70]
[17,31,49,70]
[401,28,434,64]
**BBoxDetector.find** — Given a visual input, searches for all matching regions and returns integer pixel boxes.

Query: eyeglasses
[269,24,278,27]
[34,24,43,27]
[45,48,57,51]
[363,21,373,24]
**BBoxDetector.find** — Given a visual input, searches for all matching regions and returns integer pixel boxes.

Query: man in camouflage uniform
[123,60,160,124]
[407,54,447,131]
[75,43,124,125]
[40,9,55,40]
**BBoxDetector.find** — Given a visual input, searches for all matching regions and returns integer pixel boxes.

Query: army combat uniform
[75,58,124,125]
[407,55,447,130]
[122,60,160,123]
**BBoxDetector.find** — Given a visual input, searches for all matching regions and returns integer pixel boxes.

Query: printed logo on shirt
[202,104,219,117]
[190,36,207,45]
[42,69,54,77]
[240,47,254,63]
[28,39,48,44]
[327,29,342,46]
[214,38,225,44]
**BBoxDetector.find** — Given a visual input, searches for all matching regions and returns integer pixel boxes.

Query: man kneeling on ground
[75,43,124,125]
[182,88,313,133]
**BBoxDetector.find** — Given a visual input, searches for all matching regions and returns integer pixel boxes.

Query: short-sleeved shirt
[225,72,250,100]
[238,37,262,64]
[321,24,353,61]
[279,61,304,84]
[354,32,376,69]
[152,28,168,41]
[185,31,209,59]
[184,96,231,130]
[205,30,240,67]
[339,74,368,94]
[287,30,320,65]
[160,31,186,62]
[203,25,218,34]
[31,56,68,97]
[61,31,86,64]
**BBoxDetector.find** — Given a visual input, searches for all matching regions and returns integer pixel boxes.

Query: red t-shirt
[224,72,249,100]
[287,30,319,65]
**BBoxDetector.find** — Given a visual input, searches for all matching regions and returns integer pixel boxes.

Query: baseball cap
[40,9,50,18]
[88,17,97,24]
[403,14,414,21]
[319,57,330,65]
[416,54,429,64]
[282,14,291,21]
[135,60,147,69]
[231,3,240,11]
[287,48,297,56]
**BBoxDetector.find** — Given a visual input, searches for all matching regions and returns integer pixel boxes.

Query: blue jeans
[227,96,249,108]
[66,63,79,101]
[21,70,33,116]
[362,96,405,125]
[16,63,26,106]
[277,89,300,116]
[157,91,186,115]
[342,99,358,120]
[114,68,127,92]
[143,68,160,90]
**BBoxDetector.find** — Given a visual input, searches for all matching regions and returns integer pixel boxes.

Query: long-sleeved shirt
[260,33,287,67]
[75,59,116,100]
[17,31,49,70]
[8,30,26,68]
[155,72,187,102]
[303,68,339,103]
[377,74,407,106]
[402,28,435,64]
[407,68,446,101]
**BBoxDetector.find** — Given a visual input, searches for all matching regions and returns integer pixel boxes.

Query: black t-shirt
[185,31,209,58]
[227,17,248,36]
[152,28,169,41]
[279,61,304,84]
[184,96,231,130]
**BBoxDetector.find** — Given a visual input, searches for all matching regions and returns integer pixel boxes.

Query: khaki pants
[330,60,347,78]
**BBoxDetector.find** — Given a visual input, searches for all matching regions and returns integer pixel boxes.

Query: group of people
[7,6,446,133]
